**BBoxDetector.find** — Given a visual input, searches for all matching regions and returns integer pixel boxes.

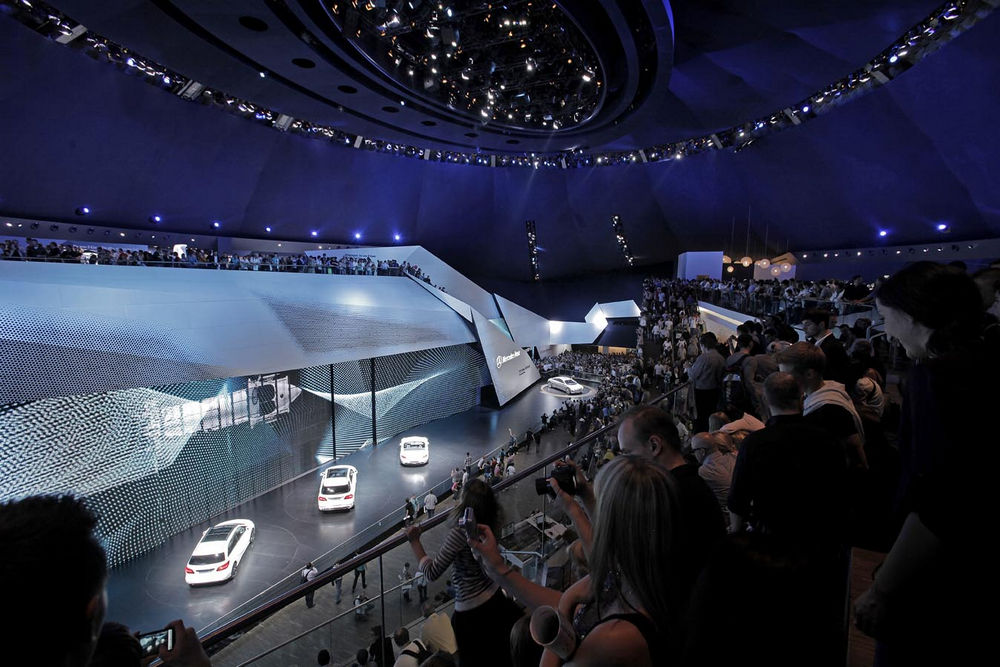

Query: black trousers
[694,388,720,433]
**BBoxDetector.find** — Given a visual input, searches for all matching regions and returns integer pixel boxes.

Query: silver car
[547,376,584,395]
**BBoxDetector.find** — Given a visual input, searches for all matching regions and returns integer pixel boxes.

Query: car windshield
[565,379,578,384]
[326,469,348,478]
[189,553,225,566]
[403,442,426,449]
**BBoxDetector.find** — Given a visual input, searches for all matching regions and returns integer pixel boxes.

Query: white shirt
[421,612,458,654]
[423,492,437,511]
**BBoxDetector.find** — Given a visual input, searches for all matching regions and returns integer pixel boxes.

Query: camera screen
[138,628,173,656]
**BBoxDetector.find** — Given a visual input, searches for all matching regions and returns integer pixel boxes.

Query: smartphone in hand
[137,627,175,657]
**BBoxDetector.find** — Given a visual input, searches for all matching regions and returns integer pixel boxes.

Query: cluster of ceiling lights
[525,219,539,281]
[611,215,634,267]
[335,0,602,131]
[3,0,993,169]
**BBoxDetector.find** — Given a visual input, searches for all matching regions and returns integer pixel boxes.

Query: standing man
[463,452,472,476]
[801,308,850,386]
[778,342,867,471]
[688,332,726,433]
[423,490,437,519]
[301,561,319,608]
[616,406,726,604]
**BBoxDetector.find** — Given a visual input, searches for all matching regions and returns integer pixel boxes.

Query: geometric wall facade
[0,345,487,568]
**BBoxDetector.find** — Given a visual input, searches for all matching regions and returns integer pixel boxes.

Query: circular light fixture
[75,206,91,216]
[394,234,401,242]
[149,215,161,223]
[740,256,753,267]
[212,221,221,229]
[310,231,318,237]
[758,258,771,269]
[354,232,362,240]
[726,265,735,274]
[780,262,792,273]
[721,255,732,264]
[936,223,949,232]
[770,266,782,276]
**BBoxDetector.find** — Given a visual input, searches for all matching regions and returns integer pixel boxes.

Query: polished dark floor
[106,380,571,635]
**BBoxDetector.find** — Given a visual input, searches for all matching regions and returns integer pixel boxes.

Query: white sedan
[185,519,255,586]
[399,436,430,466]
[318,464,358,511]
[547,376,585,395]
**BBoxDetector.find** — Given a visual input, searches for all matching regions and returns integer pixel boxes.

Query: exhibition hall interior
[1,1,998,666]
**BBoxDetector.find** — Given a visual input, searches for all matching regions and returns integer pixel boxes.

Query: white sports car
[318,464,358,511]
[399,436,430,466]
[547,376,585,395]
[185,519,255,586]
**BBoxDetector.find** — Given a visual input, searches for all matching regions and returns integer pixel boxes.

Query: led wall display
[0,344,487,567]
[374,346,488,444]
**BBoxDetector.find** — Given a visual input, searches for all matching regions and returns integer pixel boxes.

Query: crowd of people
[5,260,1000,666]
[1,237,438,284]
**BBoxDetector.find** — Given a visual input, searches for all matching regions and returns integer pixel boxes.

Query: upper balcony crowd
[1,237,441,286]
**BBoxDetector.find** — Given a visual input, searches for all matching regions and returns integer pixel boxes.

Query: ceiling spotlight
[936,223,949,231]
[119,232,126,237]
[149,215,162,223]
[311,230,318,237]
[265,226,272,233]
[801,105,810,113]
[878,230,888,237]
[212,221,221,229]
[259,71,267,78]
[75,206,91,216]
[354,232,362,240]
[394,233,401,241]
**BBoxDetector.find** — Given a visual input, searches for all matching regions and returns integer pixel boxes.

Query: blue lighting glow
[354,232,362,240]
[936,223,949,231]
[212,221,221,229]
[889,54,899,63]
[394,233,401,242]
[265,226,272,233]
[150,215,162,223]
[879,230,888,237]
[310,230,318,237]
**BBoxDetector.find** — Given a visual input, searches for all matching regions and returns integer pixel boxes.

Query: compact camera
[458,507,479,541]
[534,465,578,498]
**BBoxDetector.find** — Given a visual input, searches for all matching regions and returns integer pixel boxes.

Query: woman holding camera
[405,479,523,667]
[472,456,679,666]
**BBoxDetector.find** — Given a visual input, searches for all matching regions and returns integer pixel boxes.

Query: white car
[318,464,358,511]
[185,519,255,586]
[399,436,430,466]
[547,376,584,395]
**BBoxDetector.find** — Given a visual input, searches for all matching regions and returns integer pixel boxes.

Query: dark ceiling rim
[150,0,476,149]
[2,0,991,169]
[266,0,482,134]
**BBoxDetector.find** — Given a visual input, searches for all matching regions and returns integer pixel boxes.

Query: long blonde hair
[588,455,680,635]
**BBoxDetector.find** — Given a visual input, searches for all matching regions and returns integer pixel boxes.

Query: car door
[232,526,247,562]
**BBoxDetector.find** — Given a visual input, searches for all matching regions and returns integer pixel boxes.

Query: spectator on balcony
[800,308,851,386]
[855,262,997,664]
[406,479,523,667]
[688,332,726,433]
[0,495,211,667]
[690,431,738,529]
[616,405,725,604]
[420,602,458,655]
[778,342,867,471]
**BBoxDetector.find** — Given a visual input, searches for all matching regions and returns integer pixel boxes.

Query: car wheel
[250,528,255,545]
[232,560,239,579]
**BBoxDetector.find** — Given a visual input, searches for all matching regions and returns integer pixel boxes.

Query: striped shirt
[419,525,498,612]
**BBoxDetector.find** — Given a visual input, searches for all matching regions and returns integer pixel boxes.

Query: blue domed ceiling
[0,0,998,279]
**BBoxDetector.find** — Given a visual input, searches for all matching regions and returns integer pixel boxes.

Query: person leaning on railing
[405,479,523,667]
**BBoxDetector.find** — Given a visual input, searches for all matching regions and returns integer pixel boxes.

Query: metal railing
[691,286,877,324]
[199,383,693,664]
